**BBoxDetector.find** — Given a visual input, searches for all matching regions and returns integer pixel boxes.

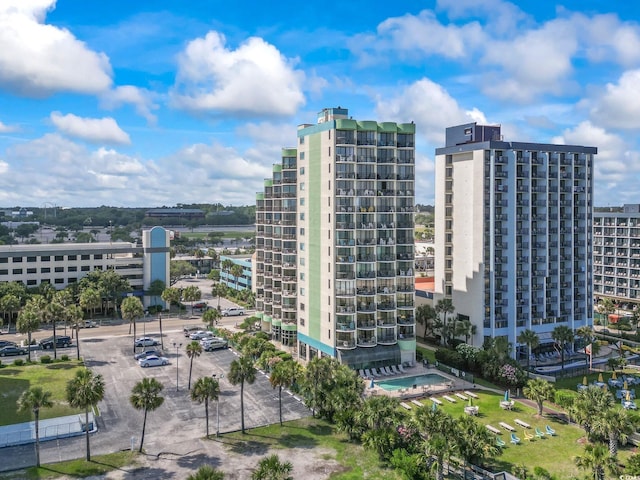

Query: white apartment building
[434,123,596,356]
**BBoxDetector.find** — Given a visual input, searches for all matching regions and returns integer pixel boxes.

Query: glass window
[41,256,50,261]
[12,257,22,263]
[81,265,90,271]
[54,278,64,284]
[27,268,37,274]
[41,267,51,273]
[68,255,77,260]
[299,167,304,175]
[27,256,37,262]
[81,254,90,260]
[0,269,7,275]
[55,267,64,272]
[0,258,7,263]
[12,269,22,274]
[68,266,77,272]
[94,254,103,260]
[55,255,64,261]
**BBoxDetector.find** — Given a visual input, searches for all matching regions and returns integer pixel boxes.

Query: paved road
[0,312,309,473]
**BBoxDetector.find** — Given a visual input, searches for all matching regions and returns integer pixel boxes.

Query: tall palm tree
[411,407,456,480]
[597,297,616,328]
[44,299,64,360]
[269,360,301,426]
[130,378,165,452]
[522,378,555,416]
[228,355,257,434]
[0,293,20,334]
[190,377,220,437]
[592,407,635,458]
[66,304,84,360]
[251,454,293,480]
[183,285,202,316]
[551,325,574,372]
[574,443,619,480]
[211,283,225,311]
[435,298,455,345]
[121,296,144,353]
[18,386,53,467]
[455,415,501,479]
[231,264,244,291]
[415,304,437,341]
[66,368,106,461]
[576,325,600,369]
[517,329,539,371]
[186,341,203,390]
[187,465,225,480]
[572,386,614,440]
[356,396,402,431]
[17,305,40,362]
[203,308,221,329]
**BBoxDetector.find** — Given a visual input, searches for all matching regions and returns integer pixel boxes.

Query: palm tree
[574,443,618,480]
[190,377,220,437]
[17,304,41,362]
[517,329,539,371]
[186,341,203,390]
[576,325,600,369]
[230,263,243,291]
[121,296,144,353]
[0,293,20,334]
[18,387,53,467]
[455,415,501,479]
[228,355,257,434]
[187,465,225,480]
[592,407,635,458]
[411,407,456,480]
[130,378,165,452]
[161,286,181,315]
[551,325,574,372]
[183,285,202,316]
[435,298,455,345]
[415,304,437,341]
[44,299,64,359]
[269,360,301,426]
[572,386,614,440]
[203,308,221,329]
[211,283,225,311]
[522,378,555,416]
[597,297,616,328]
[251,454,293,480]
[66,368,105,461]
[356,396,402,431]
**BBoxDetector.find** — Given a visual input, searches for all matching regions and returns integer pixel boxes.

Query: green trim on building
[378,122,398,133]
[398,338,416,351]
[282,148,297,157]
[263,315,272,323]
[255,193,264,200]
[255,312,264,319]
[335,119,357,130]
[356,120,378,131]
[264,179,273,187]
[398,123,416,134]
[272,317,282,327]
[282,323,297,332]
[308,133,322,343]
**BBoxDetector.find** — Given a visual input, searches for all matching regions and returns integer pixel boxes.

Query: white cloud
[436,0,531,35]
[0,0,112,96]
[100,85,159,125]
[375,78,486,144]
[50,112,131,145]
[589,70,640,129]
[171,31,306,116]
[0,120,18,133]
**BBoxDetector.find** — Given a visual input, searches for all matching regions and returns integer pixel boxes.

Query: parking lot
[0,322,311,473]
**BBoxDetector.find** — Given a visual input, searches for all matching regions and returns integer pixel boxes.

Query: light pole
[212,373,224,437]
[173,342,182,391]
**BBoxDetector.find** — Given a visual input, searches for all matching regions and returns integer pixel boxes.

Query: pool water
[375,373,449,392]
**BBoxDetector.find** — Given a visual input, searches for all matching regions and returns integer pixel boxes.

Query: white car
[134,337,159,347]
[221,307,245,316]
[201,339,228,351]
[138,355,169,368]
[82,320,98,328]
[190,330,214,340]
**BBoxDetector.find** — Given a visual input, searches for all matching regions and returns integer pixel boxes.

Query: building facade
[255,107,417,369]
[593,205,640,310]
[220,255,252,291]
[434,123,596,355]
[0,226,170,307]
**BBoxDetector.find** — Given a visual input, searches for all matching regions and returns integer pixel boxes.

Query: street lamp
[212,373,224,437]
[173,342,182,391]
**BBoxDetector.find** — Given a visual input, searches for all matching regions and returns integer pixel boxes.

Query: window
[13,257,22,263]
[81,265,90,271]
[68,255,77,260]
[328,329,331,339]
[27,256,37,262]
[68,266,77,272]
[55,266,64,273]
[41,256,50,261]
[328,146,331,157]
[299,167,305,175]
[94,254,103,260]
[41,267,51,273]
[0,258,6,263]
[299,242,305,251]
[81,254,90,260]
[299,228,305,235]
[68,278,77,283]
[299,136,304,145]
[299,317,305,326]
[299,213,305,220]
[300,303,305,311]
[27,279,37,286]
[12,269,22,274]
[299,182,305,191]
[299,272,305,280]
[300,287,305,296]
[300,198,305,206]
[27,268,37,274]
[299,257,305,266]
[55,255,64,261]
[55,278,64,284]
[299,152,305,159]
[0,269,7,275]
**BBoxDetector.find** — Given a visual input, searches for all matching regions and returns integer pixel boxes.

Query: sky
[1,0,640,208]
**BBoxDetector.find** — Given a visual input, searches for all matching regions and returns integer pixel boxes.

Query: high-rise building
[434,123,596,356]
[255,107,417,369]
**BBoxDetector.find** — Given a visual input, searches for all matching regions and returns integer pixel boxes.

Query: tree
[592,407,635,458]
[17,303,41,362]
[203,308,221,329]
[251,454,293,480]
[79,287,101,319]
[182,285,202,316]
[121,296,144,353]
[571,386,614,440]
[228,355,257,434]
[596,298,616,327]
[411,407,456,480]
[99,269,131,317]
[231,263,243,291]
[130,378,165,453]
[66,368,105,461]
[0,293,20,333]
[211,283,225,311]
[187,465,225,480]
[18,387,53,467]
[208,269,221,283]
[434,298,455,345]
[415,304,437,341]
[147,279,166,309]
[574,443,618,480]
[551,325,574,372]
[186,341,203,390]
[517,329,539,371]
[66,304,84,360]
[161,287,181,313]
[523,378,555,416]
[269,360,302,426]
[44,298,65,359]
[576,325,601,369]
[455,415,501,479]
[190,377,220,438]
[170,260,196,285]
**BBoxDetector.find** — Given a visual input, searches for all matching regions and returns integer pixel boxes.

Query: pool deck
[365,365,477,401]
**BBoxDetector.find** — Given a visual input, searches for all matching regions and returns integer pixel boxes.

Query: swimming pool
[375,373,449,392]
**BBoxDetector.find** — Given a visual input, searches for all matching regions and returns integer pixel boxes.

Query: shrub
[60,354,70,361]
[434,348,465,370]
[554,390,576,409]
[40,355,52,364]
[13,359,24,366]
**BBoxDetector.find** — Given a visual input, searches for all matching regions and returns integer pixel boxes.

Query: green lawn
[410,390,634,478]
[0,361,85,425]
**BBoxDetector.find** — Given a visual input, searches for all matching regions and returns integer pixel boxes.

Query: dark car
[134,349,163,360]
[0,340,17,349]
[193,302,207,310]
[39,336,72,349]
[0,346,27,356]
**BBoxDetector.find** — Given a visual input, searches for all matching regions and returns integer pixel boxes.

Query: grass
[0,360,85,425]
[219,417,403,479]
[0,451,140,479]
[411,390,635,478]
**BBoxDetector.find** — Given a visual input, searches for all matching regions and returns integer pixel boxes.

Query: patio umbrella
[432,401,438,411]
[583,376,588,386]
[369,378,375,389]
[468,397,473,407]
[504,390,509,402]
[612,371,617,380]
[627,391,632,402]
[624,380,629,390]
[598,373,603,383]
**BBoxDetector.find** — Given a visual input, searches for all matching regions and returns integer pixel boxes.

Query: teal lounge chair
[535,427,545,438]
[510,433,521,445]
[545,425,556,436]
[496,437,506,448]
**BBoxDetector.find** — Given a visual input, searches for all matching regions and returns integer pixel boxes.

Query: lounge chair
[382,366,392,375]
[535,427,545,438]
[391,365,400,374]
[545,425,556,436]
[398,364,406,373]
[523,430,534,441]
[496,437,506,448]
[358,369,365,379]
[370,368,380,377]
[364,369,372,378]
[386,366,395,375]
[510,433,521,445]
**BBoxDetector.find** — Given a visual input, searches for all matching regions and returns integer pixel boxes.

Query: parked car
[39,336,72,349]
[0,340,17,349]
[183,326,201,337]
[0,345,27,356]
[134,349,163,360]
[202,339,228,351]
[193,302,208,310]
[190,330,214,340]
[134,337,159,347]
[82,320,98,328]
[138,355,169,367]
[221,307,245,316]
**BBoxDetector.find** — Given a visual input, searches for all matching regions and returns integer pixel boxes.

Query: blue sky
[1,0,640,208]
